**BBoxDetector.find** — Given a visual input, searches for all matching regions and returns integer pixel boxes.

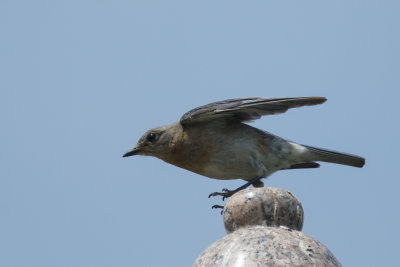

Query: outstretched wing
[180,97,327,125]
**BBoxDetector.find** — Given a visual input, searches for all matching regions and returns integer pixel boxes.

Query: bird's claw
[211,205,224,214]
[208,188,236,200]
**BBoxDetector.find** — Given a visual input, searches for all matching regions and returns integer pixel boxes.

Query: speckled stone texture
[193,226,341,267]
[194,187,342,267]
[223,187,303,233]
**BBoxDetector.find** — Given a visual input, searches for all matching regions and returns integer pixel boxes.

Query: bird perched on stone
[123,97,365,200]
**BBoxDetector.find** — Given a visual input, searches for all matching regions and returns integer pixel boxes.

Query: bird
[123,97,365,201]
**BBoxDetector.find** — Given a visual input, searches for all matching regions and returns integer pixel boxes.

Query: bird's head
[123,125,174,158]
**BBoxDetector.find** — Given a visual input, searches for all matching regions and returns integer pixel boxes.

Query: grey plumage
[180,97,327,124]
[124,96,365,199]
[303,145,365,168]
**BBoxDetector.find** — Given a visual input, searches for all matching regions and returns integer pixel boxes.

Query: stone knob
[223,187,303,233]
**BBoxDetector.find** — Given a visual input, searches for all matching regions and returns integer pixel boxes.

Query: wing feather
[180,97,326,125]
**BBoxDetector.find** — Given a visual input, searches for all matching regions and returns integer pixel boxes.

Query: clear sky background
[1,1,398,266]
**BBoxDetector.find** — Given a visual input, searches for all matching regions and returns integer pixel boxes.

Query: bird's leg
[208,176,263,200]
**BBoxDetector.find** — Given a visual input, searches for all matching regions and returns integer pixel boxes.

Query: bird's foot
[208,177,262,203]
[211,204,224,214]
[208,188,237,200]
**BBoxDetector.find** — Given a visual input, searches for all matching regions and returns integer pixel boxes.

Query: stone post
[193,187,341,267]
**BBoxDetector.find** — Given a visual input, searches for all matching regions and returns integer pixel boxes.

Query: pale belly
[201,134,307,181]
[201,138,271,180]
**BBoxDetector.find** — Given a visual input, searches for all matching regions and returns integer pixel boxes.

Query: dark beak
[122,147,140,157]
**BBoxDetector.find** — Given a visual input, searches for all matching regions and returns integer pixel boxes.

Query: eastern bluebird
[123,97,365,200]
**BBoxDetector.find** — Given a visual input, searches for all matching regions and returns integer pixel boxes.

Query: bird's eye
[147,133,156,142]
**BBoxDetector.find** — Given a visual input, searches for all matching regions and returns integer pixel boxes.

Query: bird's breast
[159,126,214,177]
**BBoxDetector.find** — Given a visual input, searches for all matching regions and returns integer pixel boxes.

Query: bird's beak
[123,147,140,157]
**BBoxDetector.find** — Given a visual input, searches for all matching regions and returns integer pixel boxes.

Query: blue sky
[1,1,399,266]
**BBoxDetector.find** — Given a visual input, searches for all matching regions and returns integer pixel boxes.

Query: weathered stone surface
[194,187,341,266]
[193,226,341,267]
[223,187,303,233]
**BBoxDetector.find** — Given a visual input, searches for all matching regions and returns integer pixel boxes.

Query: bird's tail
[304,145,365,168]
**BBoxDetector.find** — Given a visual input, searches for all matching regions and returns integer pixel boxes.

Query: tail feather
[286,162,320,169]
[304,145,365,168]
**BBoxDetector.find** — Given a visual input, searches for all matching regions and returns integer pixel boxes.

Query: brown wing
[180,97,327,125]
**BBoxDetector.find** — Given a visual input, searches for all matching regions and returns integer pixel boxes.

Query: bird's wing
[180,97,327,125]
